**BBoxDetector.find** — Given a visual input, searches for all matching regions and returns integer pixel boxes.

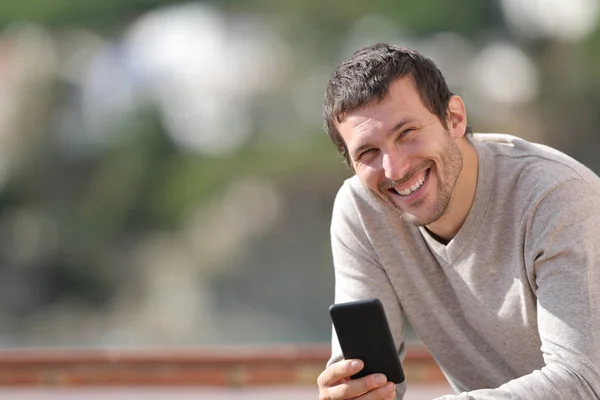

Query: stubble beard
[370,134,463,227]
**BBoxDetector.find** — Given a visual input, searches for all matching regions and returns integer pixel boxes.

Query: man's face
[337,76,464,226]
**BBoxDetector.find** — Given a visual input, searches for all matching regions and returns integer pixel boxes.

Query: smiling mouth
[389,168,430,197]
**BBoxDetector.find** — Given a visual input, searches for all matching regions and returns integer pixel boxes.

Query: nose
[382,149,409,181]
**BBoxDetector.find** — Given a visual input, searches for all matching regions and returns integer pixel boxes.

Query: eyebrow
[351,118,413,158]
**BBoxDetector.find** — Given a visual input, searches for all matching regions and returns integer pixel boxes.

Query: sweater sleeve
[327,181,407,399]
[436,178,600,400]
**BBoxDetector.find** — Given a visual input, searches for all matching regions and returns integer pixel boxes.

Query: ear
[446,95,467,139]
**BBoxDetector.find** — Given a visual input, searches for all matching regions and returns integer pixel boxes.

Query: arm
[436,179,600,400]
[326,182,407,399]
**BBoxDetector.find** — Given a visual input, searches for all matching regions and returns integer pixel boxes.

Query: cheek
[414,140,438,156]
[356,165,381,192]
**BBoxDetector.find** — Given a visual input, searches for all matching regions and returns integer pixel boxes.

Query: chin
[382,200,424,226]
[398,212,424,226]
[391,199,445,227]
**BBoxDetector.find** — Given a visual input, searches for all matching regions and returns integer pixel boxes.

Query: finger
[318,359,363,387]
[327,373,390,399]
[359,382,396,400]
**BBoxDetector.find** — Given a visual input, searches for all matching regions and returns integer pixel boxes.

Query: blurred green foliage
[0,0,599,346]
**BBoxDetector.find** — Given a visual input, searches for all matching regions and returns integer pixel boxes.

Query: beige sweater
[328,134,600,399]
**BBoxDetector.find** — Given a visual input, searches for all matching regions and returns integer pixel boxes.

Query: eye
[398,128,414,139]
[356,148,378,161]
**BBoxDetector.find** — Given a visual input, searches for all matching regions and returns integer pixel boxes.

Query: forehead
[337,76,427,142]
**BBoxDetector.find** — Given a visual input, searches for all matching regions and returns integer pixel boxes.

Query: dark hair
[323,43,472,168]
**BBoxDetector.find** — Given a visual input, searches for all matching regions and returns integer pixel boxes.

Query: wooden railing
[0,344,445,386]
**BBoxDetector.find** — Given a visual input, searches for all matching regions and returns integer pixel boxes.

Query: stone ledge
[0,344,445,386]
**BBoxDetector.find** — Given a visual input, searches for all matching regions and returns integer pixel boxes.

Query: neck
[426,139,478,242]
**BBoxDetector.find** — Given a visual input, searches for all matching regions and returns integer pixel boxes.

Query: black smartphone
[329,298,405,384]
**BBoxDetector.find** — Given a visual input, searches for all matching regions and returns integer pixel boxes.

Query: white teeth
[396,171,427,196]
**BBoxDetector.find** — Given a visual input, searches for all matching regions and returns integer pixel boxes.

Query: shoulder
[474,133,600,200]
[331,176,381,239]
[332,175,380,222]
[331,176,404,244]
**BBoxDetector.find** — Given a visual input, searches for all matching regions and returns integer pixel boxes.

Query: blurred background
[0,0,599,350]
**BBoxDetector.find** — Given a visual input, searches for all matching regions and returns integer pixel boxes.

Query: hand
[317,359,397,400]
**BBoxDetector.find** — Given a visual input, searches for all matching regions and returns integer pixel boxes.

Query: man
[317,43,600,399]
